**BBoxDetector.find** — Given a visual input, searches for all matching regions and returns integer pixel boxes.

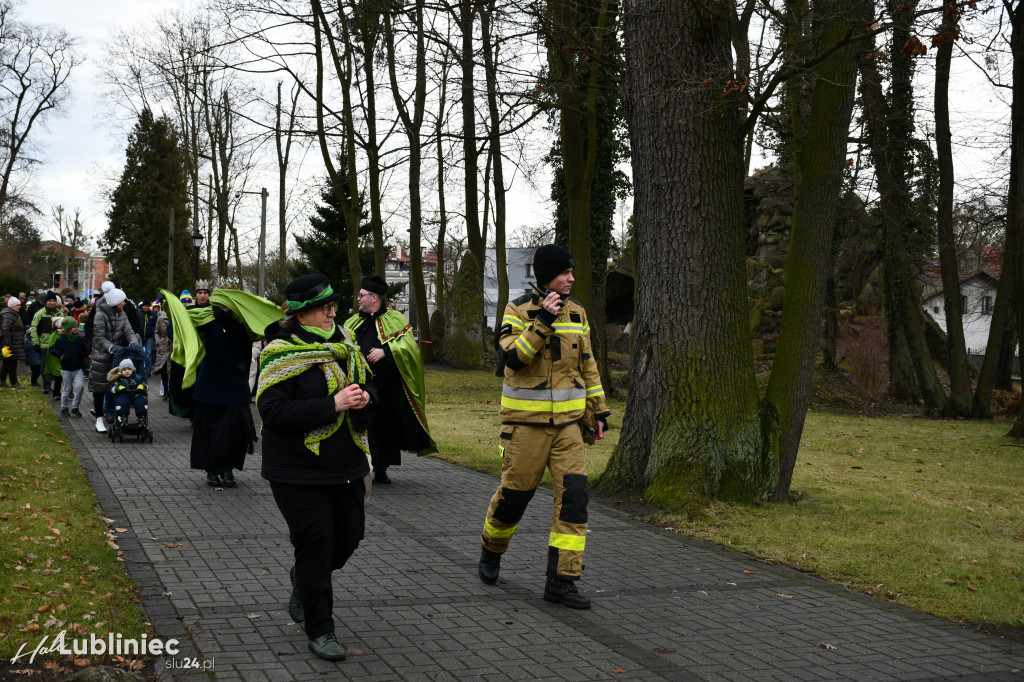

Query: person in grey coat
[1,297,26,387]
[89,288,140,433]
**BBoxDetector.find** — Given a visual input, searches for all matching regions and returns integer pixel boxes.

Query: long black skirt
[189,401,256,473]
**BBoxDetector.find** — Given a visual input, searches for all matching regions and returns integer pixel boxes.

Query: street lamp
[236,187,268,296]
[191,231,204,290]
[132,252,140,303]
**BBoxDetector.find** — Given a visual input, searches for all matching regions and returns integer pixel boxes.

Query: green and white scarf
[256,335,372,456]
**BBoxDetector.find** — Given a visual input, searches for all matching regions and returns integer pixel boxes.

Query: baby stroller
[108,345,154,443]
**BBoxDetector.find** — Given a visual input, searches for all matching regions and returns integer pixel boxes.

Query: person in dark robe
[343,275,436,484]
[189,288,258,488]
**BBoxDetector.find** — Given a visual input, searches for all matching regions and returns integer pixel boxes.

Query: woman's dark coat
[88,298,140,394]
[1,306,26,361]
[258,323,375,486]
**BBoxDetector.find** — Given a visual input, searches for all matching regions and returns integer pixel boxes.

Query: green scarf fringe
[256,335,372,456]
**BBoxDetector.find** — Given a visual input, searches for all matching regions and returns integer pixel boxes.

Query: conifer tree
[105,108,190,300]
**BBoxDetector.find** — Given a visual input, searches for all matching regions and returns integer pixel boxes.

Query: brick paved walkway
[59,397,1024,681]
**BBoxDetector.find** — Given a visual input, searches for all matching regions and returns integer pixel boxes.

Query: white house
[920,271,998,353]
[384,244,438,328]
[483,247,536,328]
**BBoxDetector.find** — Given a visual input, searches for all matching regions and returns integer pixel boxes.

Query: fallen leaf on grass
[820,643,837,650]
[966,585,978,592]
[25,623,40,632]
[74,658,90,667]
[37,604,50,613]
[944,578,957,584]
[114,527,128,533]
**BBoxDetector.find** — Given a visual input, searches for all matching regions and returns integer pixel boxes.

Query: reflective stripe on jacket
[497,286,608,427]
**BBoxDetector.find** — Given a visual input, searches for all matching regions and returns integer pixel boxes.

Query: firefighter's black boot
[543,576,591,609]
[478,547,501,585]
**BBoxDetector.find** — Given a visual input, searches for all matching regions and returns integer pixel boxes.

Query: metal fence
[966,349,1020,380]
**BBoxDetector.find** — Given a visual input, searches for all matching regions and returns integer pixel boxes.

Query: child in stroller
[107,348,154,442]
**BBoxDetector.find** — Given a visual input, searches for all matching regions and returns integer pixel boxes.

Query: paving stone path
[59,396,1024,681]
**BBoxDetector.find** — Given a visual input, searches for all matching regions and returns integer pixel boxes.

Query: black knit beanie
[533,244,575,288]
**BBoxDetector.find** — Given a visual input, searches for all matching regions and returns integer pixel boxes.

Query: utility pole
[239,188,270,296]
[259,187,268,297]
[167,208,175,291]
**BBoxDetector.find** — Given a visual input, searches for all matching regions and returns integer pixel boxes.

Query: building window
[961,295,968,311]
[982,296,993,314]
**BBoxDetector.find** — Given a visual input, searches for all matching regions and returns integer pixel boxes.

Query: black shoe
[374,470,391,484]
[308,633,346,661]
[222,470,236,488]
[70,408,83,418]
[288,566,304,622]
[543,576,591,609]
[60,407,70,417]
[478,548,501,585]
[206,472,223,487]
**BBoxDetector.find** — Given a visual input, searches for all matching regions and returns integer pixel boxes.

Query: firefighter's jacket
[498,286,609,427]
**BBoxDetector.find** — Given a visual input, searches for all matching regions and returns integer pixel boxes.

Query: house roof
[920,270,998,303]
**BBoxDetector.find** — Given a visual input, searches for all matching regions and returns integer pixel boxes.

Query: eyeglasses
[321,303,337,314]
[356,293,374,299]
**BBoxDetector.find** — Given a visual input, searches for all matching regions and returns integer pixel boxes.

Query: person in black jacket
[256,274,374,663]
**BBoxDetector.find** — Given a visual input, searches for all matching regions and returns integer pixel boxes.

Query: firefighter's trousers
[481,422,588,578]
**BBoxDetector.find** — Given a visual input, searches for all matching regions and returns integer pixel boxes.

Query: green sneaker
[307,633,346,661]
[289,566,304,622]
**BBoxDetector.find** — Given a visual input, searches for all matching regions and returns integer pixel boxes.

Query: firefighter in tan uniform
[477,244,610,609]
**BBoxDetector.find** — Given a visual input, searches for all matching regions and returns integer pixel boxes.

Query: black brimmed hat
[283,274,343,315]
[360,275,388,296]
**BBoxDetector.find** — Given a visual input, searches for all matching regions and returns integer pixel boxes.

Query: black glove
[536,307,557,328]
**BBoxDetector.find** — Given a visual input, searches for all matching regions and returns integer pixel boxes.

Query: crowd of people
[0,243,610,663]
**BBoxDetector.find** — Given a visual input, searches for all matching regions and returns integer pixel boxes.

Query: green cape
[160,288,284,389]
[344,308,437,455]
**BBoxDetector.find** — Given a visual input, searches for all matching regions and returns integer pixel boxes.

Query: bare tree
[0,3,79,214]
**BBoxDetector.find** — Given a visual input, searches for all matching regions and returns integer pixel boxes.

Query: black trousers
[1,358,17,385]
[270,479,366,640]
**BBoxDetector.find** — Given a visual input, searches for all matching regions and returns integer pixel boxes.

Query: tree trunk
[858,22,946,413]
[481,5,508,326]
[460,0,483,268]
[359,6,386,277]
[1006,4,1024,437]
[974,257,1013,416]
[385,0,434,362]
[766,0,869,502]
[311,0,364,301]
[934,0,973,417]
[601,0,770,510]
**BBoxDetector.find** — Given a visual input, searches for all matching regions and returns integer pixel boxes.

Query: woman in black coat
[256,274,374,663]
[1,297,26,387]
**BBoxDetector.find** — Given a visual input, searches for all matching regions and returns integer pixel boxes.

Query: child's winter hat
[118,358,136,372]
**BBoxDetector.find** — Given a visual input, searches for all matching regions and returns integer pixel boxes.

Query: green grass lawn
[424,368,1024,627]
[0,388,148,664]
